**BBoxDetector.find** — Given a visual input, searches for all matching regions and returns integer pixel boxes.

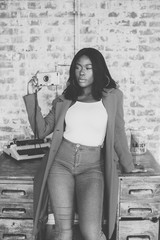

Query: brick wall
[0,0,160,163]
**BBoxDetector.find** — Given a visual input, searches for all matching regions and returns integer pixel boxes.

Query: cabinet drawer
[0,184,33,202]
[118,220,159,240]
[0,219,34,240]
[0,203,33,219]
[119,202,160,219]
[119,177,160,201]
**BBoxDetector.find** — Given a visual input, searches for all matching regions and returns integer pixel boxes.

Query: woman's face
[75,55,94,90]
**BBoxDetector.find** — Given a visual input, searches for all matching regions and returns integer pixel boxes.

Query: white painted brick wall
[0,0,160,163]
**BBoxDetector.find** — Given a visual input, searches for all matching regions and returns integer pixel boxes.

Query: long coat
[23,88,134,240]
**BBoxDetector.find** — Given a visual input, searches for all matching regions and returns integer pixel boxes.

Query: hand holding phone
[27,71,59,94]
[27,72,41,94]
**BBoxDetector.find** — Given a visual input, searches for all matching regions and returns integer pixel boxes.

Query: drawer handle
[3,234,26,239]
[1,189,26,196]
[2,208,26,214]
[129,189,153,195]
[128,208,152,214]
[127,236,150,240]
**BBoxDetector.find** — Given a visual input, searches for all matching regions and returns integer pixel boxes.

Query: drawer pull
[2,208,26,214]
[129,189,153,195]
[128,208,152,214]
[1,189,26,196]
[127,236,150,240]
[3,234,26,239]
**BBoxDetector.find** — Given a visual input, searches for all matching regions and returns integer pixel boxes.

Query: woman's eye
[75,65,92,71]
[75,65,81,70]
[86,67,92,70]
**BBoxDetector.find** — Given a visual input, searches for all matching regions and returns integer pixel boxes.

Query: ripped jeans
[47,138,106,240]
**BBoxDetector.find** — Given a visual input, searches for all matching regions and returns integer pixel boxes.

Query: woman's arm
[114,90,135,173]
[23,93,56,139]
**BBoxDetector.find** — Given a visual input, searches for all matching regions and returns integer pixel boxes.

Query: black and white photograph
[0,1,160,240]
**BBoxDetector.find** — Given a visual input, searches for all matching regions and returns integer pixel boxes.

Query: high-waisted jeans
[47,138,106,240]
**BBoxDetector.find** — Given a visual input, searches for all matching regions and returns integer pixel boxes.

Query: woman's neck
[77,91,96,103]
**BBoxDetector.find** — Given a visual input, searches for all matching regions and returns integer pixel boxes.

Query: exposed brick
[0,62,13,68]
[149,21,160,27]
[0,2,7,10]
[139,45,152,51]
[132,21,147,27]
[139,29,154,35]
[141,12,160,18]
[108,12,119,17]
[0,11,17,18]
[45,2,57,10]
[0,45,15,51]
[127,12,137,18]
[28,2,42,10]
[149,36,160,43]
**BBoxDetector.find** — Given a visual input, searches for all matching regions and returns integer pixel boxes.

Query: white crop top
[63,100,108,146]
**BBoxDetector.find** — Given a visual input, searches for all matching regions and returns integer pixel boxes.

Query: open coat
[23,88,134,240]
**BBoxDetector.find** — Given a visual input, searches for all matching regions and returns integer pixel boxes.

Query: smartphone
[37,71,59,86]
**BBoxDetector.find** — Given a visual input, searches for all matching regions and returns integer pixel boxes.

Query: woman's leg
[47,162,75,240]
[76,170,106,240]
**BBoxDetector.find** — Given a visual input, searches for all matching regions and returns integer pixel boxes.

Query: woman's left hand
[131,163,147,173]
[27,71,42,94]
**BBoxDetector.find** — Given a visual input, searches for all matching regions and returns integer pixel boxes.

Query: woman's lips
[79,79,86,82]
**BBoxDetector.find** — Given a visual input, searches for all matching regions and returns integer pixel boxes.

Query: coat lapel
[102,89,116,137]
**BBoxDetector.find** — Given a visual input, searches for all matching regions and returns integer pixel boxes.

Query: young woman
[23,48,135,240]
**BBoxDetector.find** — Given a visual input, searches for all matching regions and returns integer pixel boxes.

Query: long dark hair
[63,48,117,101]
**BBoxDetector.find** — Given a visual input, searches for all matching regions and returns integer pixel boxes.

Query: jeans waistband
[63,137,103,150]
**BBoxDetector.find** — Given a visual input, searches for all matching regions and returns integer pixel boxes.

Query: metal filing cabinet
[0,153,40,240]
[117,151,160,240]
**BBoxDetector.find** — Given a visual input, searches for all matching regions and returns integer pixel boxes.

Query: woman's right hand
[27,73,42,94]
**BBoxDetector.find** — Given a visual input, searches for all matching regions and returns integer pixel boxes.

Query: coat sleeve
[114,90,134,173]
[23,93,57,139]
